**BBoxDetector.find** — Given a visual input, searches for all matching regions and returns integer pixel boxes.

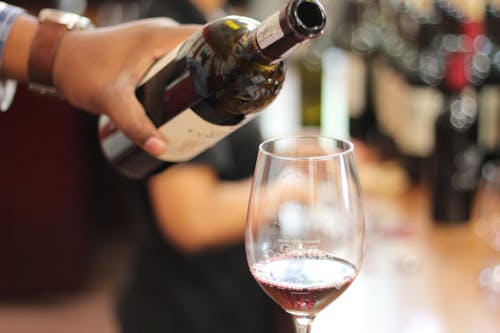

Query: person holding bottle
[0,1,197,157]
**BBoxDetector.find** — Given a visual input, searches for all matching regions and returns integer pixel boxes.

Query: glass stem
[294,315,315,333]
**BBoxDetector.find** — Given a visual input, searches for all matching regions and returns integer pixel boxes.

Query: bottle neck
[436,0,462,35]
[246,0,326,64]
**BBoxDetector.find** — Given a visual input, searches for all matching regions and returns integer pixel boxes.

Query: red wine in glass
[251,250,357,316]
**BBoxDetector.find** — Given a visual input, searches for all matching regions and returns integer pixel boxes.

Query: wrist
[26,9,93,95]
[52,29,79,93]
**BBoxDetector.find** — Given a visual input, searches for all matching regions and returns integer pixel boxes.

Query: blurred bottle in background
[298,37,325,128]
[478,0,500,164]
[389,0,445,184]
[374,1,448,184]
[331,0,379,140]
[371,0,411,159]
[431,0,486,224]
[294,1,336,131]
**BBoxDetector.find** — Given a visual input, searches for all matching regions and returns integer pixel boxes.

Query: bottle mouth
[293,0,326,36]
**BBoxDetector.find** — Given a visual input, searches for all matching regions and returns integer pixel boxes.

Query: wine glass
[473,159,500,293]
[245,135,365,332]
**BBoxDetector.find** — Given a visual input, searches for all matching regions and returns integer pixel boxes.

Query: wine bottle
[431,53,482,223]
[331,0,379,140]
[298,38,323,128]
[478,1,500,162]
[98,0,326,179]
[389,1,445,184]
[431,0,486,224]
[369,0,403,158]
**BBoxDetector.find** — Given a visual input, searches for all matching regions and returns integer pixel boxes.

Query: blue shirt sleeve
[0,2,26,111]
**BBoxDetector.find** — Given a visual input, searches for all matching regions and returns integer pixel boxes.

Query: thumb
[104,90,167,157]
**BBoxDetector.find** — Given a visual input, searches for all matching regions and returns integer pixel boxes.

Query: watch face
[39,8,93,30]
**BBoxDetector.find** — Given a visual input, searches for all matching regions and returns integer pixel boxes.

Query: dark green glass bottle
[99,0,326,179]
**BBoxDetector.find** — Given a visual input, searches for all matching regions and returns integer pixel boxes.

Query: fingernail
[144,137,167,156]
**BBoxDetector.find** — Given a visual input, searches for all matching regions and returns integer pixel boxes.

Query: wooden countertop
[313,186,500,333]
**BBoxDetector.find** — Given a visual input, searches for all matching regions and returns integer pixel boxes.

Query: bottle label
[397,86,444,157]
[478,85,500,152]
[372,58,406,137]
[256,12,284,50]
[99,116,133,161]
[373,59,444,157]
[157,109,255,162]
[321,47,350,139]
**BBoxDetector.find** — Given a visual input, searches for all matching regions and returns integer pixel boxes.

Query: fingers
[148,24,200,59]
[105,25,199,157]
[98,24,199,157]
[105,89,167,157]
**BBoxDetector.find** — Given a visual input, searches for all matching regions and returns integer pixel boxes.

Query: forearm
[0,4,198,156]
[148,164,252,252]
[0,13,37,81]
[195,178,252,247]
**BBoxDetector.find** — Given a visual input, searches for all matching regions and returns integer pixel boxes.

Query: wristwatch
[28,8,94,95]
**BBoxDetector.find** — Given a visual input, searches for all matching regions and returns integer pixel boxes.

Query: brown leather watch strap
[28,20,68,86]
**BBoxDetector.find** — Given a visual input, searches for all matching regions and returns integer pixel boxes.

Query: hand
[53,18,198,156]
